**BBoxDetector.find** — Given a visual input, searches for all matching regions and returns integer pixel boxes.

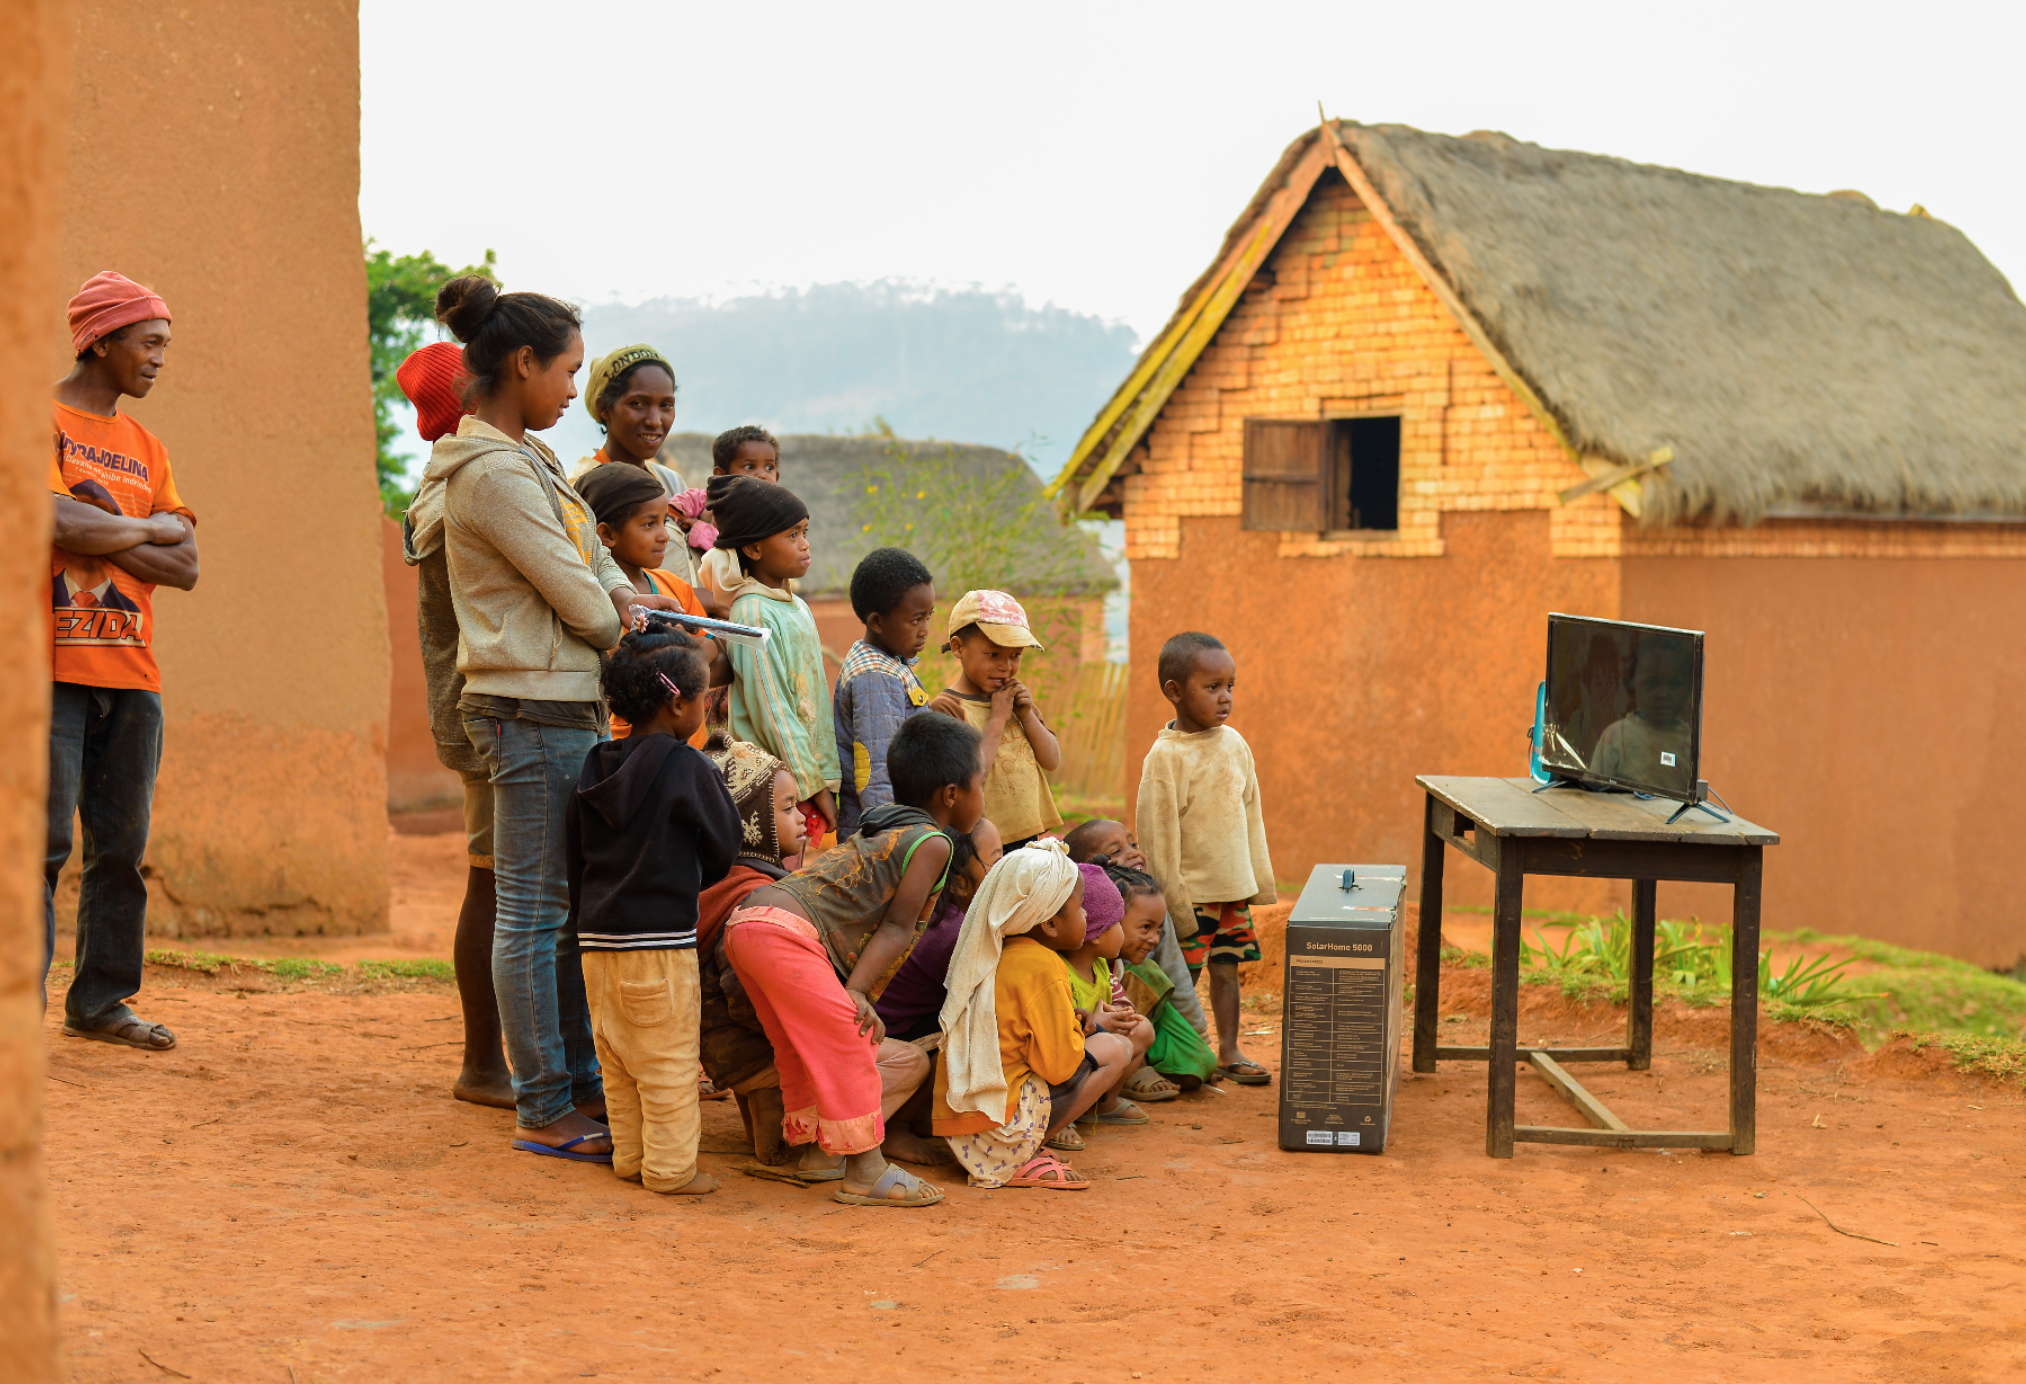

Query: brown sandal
[63,1015,175,1051]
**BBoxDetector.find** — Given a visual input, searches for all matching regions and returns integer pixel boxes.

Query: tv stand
[1665,798,1731,826]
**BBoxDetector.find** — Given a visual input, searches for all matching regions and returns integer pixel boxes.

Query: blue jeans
[464,712,601,1127]
[45,683,163,1026]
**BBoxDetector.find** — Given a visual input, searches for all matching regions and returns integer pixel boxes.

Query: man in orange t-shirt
[45,271,200,1051]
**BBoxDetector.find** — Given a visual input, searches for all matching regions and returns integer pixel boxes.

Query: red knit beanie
[67,271,171,355]
[395,341,471,442]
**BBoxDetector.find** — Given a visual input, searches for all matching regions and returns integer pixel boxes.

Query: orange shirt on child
[47,401,196,692]
[609,567,710,748]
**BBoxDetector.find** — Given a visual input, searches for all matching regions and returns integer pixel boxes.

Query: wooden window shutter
[1242,419,1326,531]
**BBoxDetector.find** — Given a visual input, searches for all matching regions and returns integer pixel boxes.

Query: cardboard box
[1278,864,1405,1154]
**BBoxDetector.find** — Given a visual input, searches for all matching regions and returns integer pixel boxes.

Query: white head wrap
[937,838,1080,1126]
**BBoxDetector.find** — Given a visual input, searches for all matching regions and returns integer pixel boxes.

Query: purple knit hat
[1077,862,1124,944]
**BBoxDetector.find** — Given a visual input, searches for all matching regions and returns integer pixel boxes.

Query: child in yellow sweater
[1135,632,1275,1086]
[928,590,1062,849]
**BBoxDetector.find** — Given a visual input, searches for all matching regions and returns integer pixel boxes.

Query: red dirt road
[43,964,2026,1382]
[40,834,2026,1380]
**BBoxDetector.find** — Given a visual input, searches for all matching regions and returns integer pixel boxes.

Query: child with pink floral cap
[928,590,1063,849]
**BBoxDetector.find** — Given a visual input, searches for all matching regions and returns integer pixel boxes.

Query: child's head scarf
[706,734,790,868]
[707,474,808,552]
[938,839,1081,1126]
[1076,862,1124,944]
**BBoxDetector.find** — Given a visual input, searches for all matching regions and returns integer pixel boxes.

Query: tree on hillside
[366,240,496,515]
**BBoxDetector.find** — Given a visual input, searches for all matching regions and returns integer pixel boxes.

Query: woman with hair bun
[417,275,685,1163]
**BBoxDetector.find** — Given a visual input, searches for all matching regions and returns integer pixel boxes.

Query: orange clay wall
[1,3,73,1376]
[56,2,387,935]
[1623,541,2026,967]
[1122,171,1626,915]
[1123,169,2026,960]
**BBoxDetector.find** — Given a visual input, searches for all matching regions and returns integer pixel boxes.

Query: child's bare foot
[880,1128,954,1167]
[660,1172,720,1196]
[453,1069,516,1109]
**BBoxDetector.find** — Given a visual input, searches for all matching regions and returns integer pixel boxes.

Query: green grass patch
[356,957,456,981]
[1439,913,2026,1051]
[1781,930,2026,1042]
[143,948,452,990]
[1895,1030,2026,1085]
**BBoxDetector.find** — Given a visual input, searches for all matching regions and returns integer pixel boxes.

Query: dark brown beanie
[707,473,808,552]
[575,461,668,528]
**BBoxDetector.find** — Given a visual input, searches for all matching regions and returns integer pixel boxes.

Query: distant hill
[544,280,1141,475]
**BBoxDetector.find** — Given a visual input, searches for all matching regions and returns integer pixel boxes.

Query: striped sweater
[565,732,740,951]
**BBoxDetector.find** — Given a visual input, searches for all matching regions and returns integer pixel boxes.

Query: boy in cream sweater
[1135,632,1275,1086]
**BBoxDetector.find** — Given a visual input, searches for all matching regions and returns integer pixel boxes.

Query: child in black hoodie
[567,629,741,1194]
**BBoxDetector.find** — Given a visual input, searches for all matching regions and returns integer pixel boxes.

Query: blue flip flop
[513,1134,613,1164]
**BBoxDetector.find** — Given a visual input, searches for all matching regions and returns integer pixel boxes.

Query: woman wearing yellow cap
[569,344,702,586]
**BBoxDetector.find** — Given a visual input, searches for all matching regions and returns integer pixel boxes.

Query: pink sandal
[1004,1153,1088,1191]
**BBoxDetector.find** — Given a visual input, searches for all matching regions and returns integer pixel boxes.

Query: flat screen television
[1540,614,1705,803]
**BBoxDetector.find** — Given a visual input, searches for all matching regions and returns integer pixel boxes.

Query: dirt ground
[41,833,2026,1382]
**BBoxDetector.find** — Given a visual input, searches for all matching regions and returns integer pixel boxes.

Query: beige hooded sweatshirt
[416,417,630,702]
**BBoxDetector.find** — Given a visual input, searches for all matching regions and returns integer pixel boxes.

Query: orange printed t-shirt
[609,567,710,748]
[47,401,196,692]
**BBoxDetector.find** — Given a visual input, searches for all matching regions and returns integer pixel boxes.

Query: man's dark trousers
[45,682,162,1026]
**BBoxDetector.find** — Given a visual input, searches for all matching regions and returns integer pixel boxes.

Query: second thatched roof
[1059,121,2026,524]
[659,433,1116,599]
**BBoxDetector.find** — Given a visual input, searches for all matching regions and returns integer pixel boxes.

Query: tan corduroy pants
[582,948,703,1193]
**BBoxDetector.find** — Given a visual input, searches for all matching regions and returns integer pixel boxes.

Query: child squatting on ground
[1063,817,1216,1098]
[1040,863,1157,1156]
[832,546,937,838]
[933,841,1133,1191]
[722,713,988,1207]
[929,589,1063,850]
[565,629,739,1190]
[706,472,840,851]
[1137,632,1277,1086]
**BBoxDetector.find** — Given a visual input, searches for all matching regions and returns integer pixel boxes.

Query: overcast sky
[361,0,2026,342]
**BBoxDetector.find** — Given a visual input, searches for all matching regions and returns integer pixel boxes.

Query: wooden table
[1412,776,1779,1158]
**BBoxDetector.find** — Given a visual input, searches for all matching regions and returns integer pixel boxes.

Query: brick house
[1052,121,2026,965]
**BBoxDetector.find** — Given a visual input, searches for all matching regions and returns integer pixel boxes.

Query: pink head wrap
[1076,863,1124,945]
[68,271,171,355]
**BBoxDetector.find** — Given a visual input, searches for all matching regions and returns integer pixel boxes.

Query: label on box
[1306,1130,1334,1146]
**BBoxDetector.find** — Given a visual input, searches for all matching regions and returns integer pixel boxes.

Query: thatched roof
[1055,121,2026,524]
[658,433,1116,599]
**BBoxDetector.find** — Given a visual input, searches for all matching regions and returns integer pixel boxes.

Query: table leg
[1729,848,1762,1155]
[1413,793,1445,1073]
[1486,840,1522,1159]
[1628,879,1656,1070]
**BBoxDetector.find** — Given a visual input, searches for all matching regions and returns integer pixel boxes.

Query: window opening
[1336,416,1400,532]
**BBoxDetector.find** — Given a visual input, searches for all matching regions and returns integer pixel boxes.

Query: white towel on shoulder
[937,839,1079,1126]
